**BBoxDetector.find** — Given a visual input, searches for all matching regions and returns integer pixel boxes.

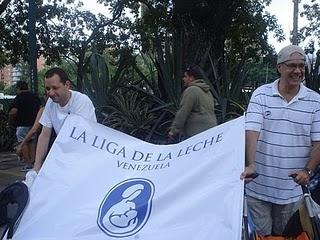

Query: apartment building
[0,56,45,87]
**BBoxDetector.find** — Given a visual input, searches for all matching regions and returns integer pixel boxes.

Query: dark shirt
[11,91,40,126]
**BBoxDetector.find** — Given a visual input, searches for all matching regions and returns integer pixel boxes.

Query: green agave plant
[81,34,253,144]
[82,51,129,122]
[199,54,250,123]
[125,33,184,143]
[104,92,157,138]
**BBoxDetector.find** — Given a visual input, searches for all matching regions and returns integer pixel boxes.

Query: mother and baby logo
[97,178,155,238]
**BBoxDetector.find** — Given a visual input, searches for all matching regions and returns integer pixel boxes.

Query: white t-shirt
[40,90,97,134]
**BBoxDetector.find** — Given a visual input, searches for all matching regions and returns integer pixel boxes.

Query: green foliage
[0,99,14,113]
[0,111,16,152]
[0,82,5,91]
[304,41,320,93]
[300,2,320,93]
[1,0,130,91]
[226,0,284,62]
[38,1,129,90]
[301,1,320,45]
[1,0,291,144]
[0,0,29,66]
[98,0,283,127]
[83,52,113,121]
[123,33,183,143]
[198,54,248,123]
[245,60,278,88]
[81,36,182,143]
[4,85,16,95]
[105,92,156,139]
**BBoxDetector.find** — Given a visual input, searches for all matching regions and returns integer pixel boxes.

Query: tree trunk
[173,0,243,82]
[76,52,85,92]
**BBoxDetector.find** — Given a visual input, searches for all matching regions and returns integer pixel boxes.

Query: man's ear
[65,80,71,90]
[276,64,282,76]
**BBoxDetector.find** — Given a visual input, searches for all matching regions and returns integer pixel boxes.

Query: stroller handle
[301,185,309,194]
[290,173,316,219]
[289,173,309,194]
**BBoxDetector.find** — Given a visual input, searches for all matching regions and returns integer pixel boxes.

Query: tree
[0,0,11,14]
[100,0,283,76]
[1,0,130,90]
[0,0,30,67]
[300,1,320,93]
[37,0,131,90]
[301,0,320,44]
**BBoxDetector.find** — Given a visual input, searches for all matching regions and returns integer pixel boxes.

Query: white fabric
[22,170,38,189]
[40,90,97,134]
[13,115,245,240]
[246,79,320,204]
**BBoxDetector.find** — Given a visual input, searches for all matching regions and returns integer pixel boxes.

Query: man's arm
[290,141,320,185]
[8,107,17,125]
[306,141,320,170]
[240,130,259,181]
[33,126,52,172]
[17,108,44,156]
[169,89,195,136]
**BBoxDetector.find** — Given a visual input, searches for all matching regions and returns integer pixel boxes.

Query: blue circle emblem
[97,178,155,237]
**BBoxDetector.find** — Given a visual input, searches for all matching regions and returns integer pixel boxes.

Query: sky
[80,0,316,52]
[266,0,316,52]
[265,1,295,52]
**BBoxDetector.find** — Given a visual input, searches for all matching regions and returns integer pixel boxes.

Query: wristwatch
[303,167,313,176]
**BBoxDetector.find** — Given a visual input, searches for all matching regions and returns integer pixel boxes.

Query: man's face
[182,72,194,87]
[277,52,305,87]
[45,74,70,106]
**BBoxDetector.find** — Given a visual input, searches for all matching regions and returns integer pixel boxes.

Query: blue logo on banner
[97,178,155,237]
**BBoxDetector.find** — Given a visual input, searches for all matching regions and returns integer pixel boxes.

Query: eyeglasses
[282,62,305,70]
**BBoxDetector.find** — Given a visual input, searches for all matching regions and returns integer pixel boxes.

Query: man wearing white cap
[241,45,320,236]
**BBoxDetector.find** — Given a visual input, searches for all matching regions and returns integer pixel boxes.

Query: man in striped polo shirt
[240,45,320,236]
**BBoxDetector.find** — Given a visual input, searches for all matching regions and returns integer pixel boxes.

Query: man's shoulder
[184,85,203,94]
[251,82,274,98]
[72,90,89,98]
[20,91,40,103]
[12,91,36,105]
[302,86,320,101]
[43,98,55,109]
[71,90,92,103]
[20,91,35,97]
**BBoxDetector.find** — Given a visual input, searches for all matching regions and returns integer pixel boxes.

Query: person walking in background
[33,67,97,173]
[8,81,41,171]
[16,93,56,160]
[168,66,217,141]
[241,45,320,236]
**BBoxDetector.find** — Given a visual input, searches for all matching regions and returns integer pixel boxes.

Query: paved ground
[0,151,25,192]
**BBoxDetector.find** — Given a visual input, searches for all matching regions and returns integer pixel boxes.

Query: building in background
[0,65,12,86]
[0,56,45,87]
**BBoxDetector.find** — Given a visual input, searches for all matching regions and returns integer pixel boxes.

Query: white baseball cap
[277,45,305,64]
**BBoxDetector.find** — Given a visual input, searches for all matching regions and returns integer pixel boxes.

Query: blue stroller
[242,173,320,240]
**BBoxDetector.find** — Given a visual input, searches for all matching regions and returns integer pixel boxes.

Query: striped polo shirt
[245,79,320,204]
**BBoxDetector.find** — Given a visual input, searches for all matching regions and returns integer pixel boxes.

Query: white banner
[13,115,245,240]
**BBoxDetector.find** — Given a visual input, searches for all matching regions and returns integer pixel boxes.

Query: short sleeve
[311,101,320,141]
[72,93,97,122]
[39,99,53,129]
[245,90,264,132]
